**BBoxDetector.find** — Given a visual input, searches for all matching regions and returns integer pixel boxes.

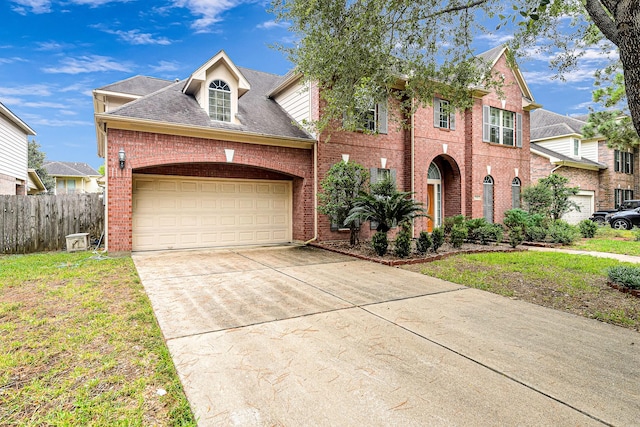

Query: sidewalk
[527,245,640,263]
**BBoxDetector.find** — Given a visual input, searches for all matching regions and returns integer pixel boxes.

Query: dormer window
[209,80,231,122]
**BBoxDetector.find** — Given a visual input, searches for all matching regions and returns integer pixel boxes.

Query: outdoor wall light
[118,148,126,170]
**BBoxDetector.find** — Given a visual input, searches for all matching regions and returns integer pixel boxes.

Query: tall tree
[272,0,640,139]
[28,139,55,192]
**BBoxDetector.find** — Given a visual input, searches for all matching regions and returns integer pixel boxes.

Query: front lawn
[402,251,640,331]
[570,227,640,256]
[0,252,195,426]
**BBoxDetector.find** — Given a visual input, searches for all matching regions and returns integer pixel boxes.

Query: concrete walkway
[133,246,640,426]
[527,245,640,263]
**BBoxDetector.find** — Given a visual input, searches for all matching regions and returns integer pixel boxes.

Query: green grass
[406,251,640,330]
[0,252,196,426]
[570,227,640,256]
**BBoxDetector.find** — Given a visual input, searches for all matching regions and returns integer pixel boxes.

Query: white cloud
[0,57,27,64]
[570,101,595,111]
[476,32,513,45]
[151,60,181,73]
[10,0,52,14]
[42,55,133,74]
[0,84,52,96]
[173,0,247,32]
[106,29,172,45]
[523,67,598,85]
[22,101,69,108]
[21,114,93,127]
[258,20,289,30]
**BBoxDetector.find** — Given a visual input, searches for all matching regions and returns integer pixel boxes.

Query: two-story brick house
[530,108,639,223]
[93,46,539,253]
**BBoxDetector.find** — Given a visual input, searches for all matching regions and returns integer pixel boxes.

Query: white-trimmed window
[434,98,455,130]
[483,106,522,147]
[344,101,388,134]
[208,79,231,122]
[614,189,634,208]
[573,138,580,157]
[614,150,634,174]
[511,177,521,209]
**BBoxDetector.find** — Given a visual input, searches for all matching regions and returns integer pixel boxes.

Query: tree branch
[584,0,619,45]
[411,0,490,21]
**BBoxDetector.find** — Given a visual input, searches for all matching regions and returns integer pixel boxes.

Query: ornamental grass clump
[607,265,640,290]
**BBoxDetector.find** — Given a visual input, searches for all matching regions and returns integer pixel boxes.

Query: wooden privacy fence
[0,194,104,254]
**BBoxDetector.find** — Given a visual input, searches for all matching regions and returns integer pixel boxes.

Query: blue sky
[0,0,614,170]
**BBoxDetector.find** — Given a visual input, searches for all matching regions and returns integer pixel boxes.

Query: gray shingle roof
[530,143,606,169]
[43,161,100,177]
[106,67,313,140]
[97,75,175,97]
[530,109,586,140]
[476,45,506,65]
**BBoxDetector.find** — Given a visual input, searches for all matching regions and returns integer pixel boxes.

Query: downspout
[411,99,416,238]
[99,125,109,252]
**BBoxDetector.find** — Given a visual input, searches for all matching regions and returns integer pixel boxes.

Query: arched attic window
[209,79,231,122]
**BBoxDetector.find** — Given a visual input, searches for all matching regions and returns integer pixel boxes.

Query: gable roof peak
[182,50,251,96]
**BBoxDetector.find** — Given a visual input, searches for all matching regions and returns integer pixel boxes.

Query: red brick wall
[597,141,637,209]
[106,129,314,252]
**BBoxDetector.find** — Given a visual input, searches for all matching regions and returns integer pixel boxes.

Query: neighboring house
[27,168,47,195]
[43,161,102,195]
[530,109,639,223]
[0,101,36,195]
[93,46,539,253]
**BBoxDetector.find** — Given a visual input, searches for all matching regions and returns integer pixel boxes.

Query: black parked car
[607,207,640,230]
[590,199,640,224]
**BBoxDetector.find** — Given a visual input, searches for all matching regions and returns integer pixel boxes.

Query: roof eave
[95,113,316,151]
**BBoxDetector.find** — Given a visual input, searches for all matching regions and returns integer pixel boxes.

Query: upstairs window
[434,98,455,130]
[344,101,388,134]
[482,106,522,147]
[614,150,634,174]
[209,79,231,122]
[573,138,580,157]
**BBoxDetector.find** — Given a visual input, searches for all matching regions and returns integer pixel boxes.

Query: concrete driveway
[133,246,639,426]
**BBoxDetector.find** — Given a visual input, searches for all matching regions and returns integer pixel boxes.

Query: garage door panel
[132,175,292,251]
[562,193,594,225]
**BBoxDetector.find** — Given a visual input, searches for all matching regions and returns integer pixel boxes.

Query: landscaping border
[309,242,526,266]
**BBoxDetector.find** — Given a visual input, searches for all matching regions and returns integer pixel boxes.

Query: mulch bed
[310,240,525,266]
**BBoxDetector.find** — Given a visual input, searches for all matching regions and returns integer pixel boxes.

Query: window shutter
[614,150,620,172]
[377,102,388,134]
[516,113,523,147]
[482,105,490,142]
[449,110,456,130]
[433,98,440,128]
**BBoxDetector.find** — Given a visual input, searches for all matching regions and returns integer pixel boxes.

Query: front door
[427,163,442,232]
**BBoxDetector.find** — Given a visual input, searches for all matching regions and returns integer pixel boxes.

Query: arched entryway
[423,155,462,232]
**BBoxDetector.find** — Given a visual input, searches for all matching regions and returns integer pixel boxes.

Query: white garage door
[132,175,292,251]
[563,192,594,224]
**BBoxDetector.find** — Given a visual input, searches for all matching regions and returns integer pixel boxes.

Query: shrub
[371,231,388,256]
[548,220,580,245]
[443,215,465,236]
[476,223,503,245]
[578,219,598,238]
[450,224,468,248]
[431,227,445,252]
[607,265,640,290]
[526,226,548,242]
[503,208,530,230]
[508,226,525,248]
[416,231,432,255]
[465,217,489,243]
[394,227,412,258]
